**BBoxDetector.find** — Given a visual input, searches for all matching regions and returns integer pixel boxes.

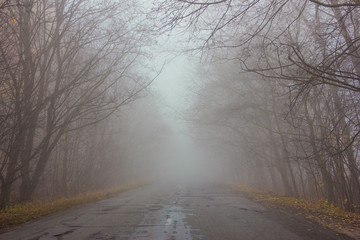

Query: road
[0,181,353,240]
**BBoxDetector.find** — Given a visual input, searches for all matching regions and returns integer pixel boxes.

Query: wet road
[0,182,353,240]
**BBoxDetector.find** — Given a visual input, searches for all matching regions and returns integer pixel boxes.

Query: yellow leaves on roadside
[229,184,360,234]
[0,182,144,229]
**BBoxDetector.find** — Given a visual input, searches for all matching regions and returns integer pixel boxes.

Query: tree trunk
[304,99,336,203]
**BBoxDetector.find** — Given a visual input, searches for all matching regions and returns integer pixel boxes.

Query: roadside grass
[0,182,145,229]
[230,185,360,238]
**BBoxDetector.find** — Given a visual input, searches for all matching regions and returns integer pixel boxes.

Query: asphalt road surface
[0,181,354,240]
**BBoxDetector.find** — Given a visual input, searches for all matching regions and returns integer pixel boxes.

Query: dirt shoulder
[229,184,360,240]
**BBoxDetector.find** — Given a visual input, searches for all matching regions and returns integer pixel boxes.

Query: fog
[0,0,359,213]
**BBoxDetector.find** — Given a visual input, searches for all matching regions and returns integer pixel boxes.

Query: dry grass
[230,184,360,238]
[0,182,144,229]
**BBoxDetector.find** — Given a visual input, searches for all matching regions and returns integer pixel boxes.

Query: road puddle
[129,205,202,240]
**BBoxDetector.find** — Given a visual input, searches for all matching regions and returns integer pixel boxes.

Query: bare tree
[0,0,154,207]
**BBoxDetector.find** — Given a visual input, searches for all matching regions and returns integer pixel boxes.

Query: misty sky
[153,55,192,114]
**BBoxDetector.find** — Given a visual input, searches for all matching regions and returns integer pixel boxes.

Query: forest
[161,0,360,212]
[0,0,360,214]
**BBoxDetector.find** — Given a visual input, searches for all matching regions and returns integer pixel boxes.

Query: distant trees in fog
[157,0,360,211]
